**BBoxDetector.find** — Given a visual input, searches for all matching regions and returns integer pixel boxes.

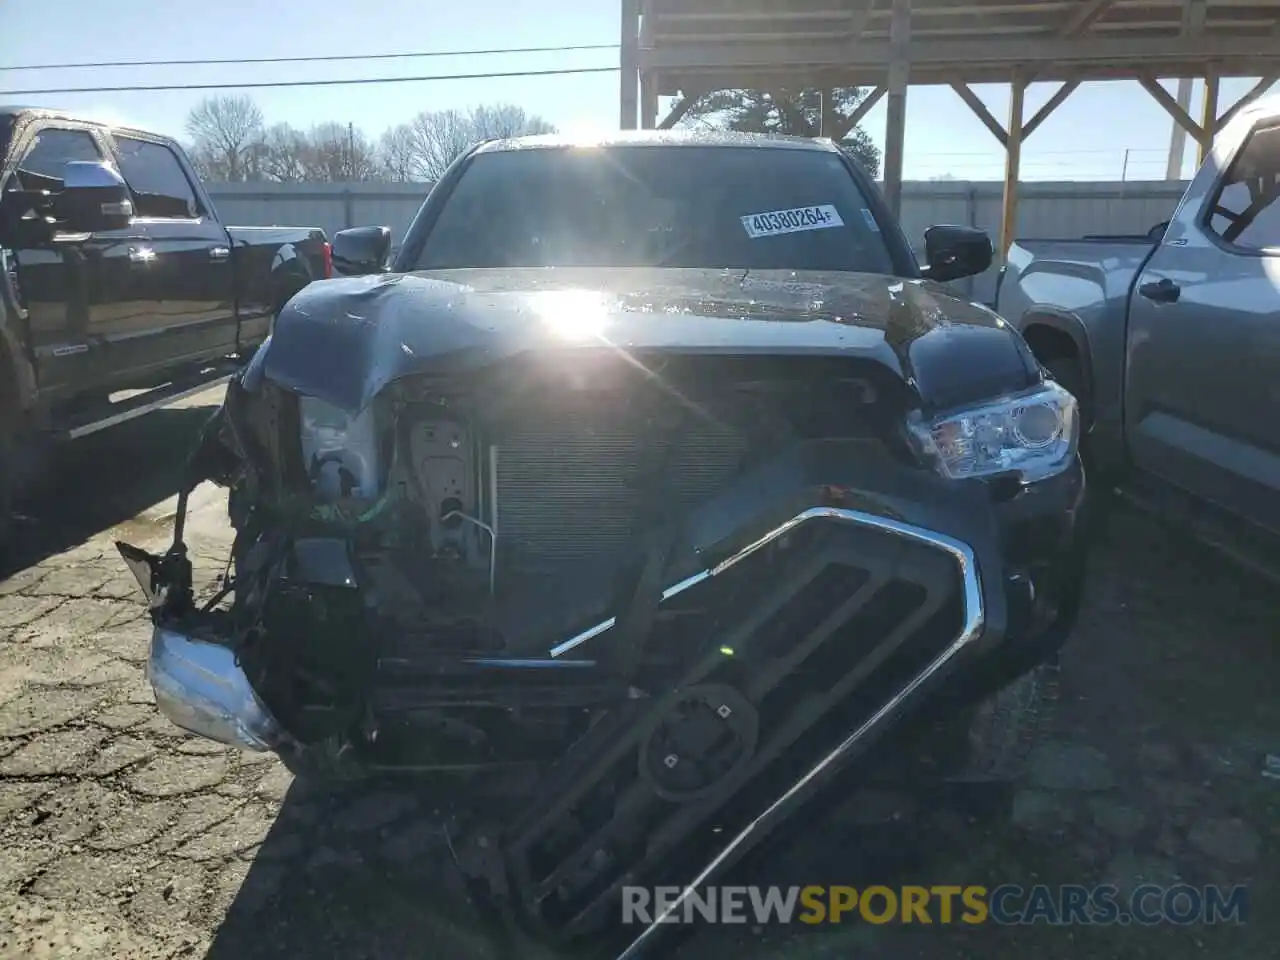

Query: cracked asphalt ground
[1,386,1277,960]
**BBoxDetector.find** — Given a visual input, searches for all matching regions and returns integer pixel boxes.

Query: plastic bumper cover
[147,626,282,752]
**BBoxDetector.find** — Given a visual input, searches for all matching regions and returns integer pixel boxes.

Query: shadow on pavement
[204,781,567,960]
[4,403,218,578]
[203,755,1011,960]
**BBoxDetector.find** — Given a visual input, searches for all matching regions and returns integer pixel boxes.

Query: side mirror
[923,225,993,283]
[55,161,134,233]
[1146,220,1170,243]
[332,225,392,276]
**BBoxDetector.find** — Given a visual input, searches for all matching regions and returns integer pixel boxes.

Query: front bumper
[137,442,1086,758]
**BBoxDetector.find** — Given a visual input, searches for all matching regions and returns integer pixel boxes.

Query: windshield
[412,145,897,274]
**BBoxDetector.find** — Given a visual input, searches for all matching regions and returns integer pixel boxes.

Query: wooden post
[882,0,911,216]
[821,88,836,138]
[640,73,659,130]
[1165,79,1193,180]
[1198,66,1220,168]
[999,70,1026,263]
[620,0,639,129]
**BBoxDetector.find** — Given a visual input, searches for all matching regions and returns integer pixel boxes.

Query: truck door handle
[209,246,230,261]
[1139,278,1181,303]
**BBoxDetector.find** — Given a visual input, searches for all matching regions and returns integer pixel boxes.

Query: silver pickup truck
[997,94,1280,566]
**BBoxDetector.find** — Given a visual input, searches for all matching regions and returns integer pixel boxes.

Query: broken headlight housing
[907,381,1078,482]
[298,396,381,501]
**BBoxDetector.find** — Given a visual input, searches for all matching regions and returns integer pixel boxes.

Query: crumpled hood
[245,267,1038,414]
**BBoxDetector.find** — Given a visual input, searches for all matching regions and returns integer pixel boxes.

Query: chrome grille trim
[548,506,984,658]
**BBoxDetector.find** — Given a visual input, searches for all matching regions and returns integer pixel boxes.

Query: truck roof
[472,129,846,156]
[0,106,181,145]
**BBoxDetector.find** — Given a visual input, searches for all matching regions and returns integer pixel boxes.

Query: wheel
[952,659,1060,783]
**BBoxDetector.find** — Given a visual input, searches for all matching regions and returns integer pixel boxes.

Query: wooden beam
[849,0,876,39]
[1022,80,1079,138]
[1215,75,1279,133]
[1197,66,1219,167]
[1061,0,1115,37]
[640,33,1280,73]
[950,83,1009,147]
[1182,0,1207,35]
[1139,74,1205,141]
[1000,70,1027,262]
[620,0,639,129]
[657,90,700,130]
[882,0,911,217]
[839,85,886,134]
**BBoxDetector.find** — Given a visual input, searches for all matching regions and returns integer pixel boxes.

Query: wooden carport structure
[619,0,1280,258]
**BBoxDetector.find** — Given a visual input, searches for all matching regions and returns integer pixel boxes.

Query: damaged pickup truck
[118,132,1089,951]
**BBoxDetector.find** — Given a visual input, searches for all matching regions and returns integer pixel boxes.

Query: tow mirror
[923,225,993,282]
[55,161,134,233]
[332,225,392,276]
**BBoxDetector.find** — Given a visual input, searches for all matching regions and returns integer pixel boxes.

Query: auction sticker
[741,204,844,239]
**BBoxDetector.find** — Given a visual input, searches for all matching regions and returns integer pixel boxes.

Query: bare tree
[378,123,420,181]
[401,104,558,181]
[469,104,556,140]
[184,95,265,182]
[406,109,476,181]
[304,122,377,182]
[183,99,557,184]
[258,123,309,183]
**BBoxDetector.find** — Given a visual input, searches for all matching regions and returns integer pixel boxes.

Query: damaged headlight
[907,381,1078,482]
[298,396,381,500]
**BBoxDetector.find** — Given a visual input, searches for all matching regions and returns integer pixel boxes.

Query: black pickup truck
[0,106,330,543]
[119,131,1090,956]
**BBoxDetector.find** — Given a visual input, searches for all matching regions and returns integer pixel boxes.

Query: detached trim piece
[148,627,282,752]
[612,508,988,960]
[549,506,985,659]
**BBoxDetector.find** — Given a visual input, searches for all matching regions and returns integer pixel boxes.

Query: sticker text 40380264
[741,205,846,239]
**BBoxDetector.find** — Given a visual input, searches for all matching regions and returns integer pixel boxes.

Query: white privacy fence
[207,179,1190,304]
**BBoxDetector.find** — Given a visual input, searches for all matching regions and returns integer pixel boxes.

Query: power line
[0,65,620,97]
[0,42,620,73]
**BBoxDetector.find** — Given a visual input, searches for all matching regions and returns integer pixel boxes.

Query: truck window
[413,145,897,275]
[1206,123,1280,252]
[113,135,201,219]
[13,128,102,188]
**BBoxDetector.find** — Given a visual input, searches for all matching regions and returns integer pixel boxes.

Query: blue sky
[2,0,1271,181]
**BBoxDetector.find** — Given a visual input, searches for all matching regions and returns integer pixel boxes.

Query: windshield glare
[413,145,896,275]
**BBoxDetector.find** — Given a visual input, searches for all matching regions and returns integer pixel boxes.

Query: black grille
[502,524,968,939]
[494,393,753,563]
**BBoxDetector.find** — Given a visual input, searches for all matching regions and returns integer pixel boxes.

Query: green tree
[679,88,881,177]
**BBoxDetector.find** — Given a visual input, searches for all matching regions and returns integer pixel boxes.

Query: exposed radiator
[493,393,752,564]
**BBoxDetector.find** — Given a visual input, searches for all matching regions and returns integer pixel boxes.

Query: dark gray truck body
[997,95,1280,562]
